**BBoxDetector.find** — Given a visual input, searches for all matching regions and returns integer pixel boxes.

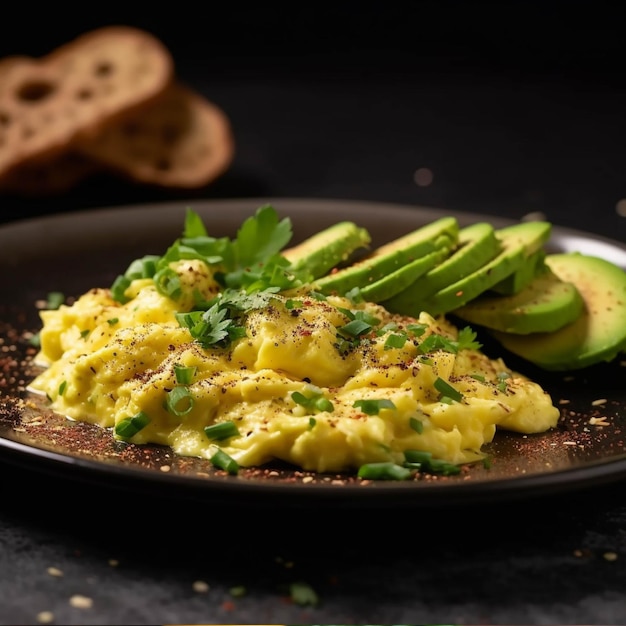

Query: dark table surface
[1,3,626,625]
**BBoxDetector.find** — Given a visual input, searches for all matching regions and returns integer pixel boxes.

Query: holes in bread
[94,61,114,77]
[154,157,172,172]
[22,126,35,140]
[76,87,94,101]
[16,80,55,103]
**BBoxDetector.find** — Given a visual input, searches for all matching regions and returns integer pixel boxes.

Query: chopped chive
[166,385,195,416]
[80,329,90,339]
[58,380,67,396]
[358,461,412,480]
[404,449,461,475]
[115,411,151,439]
[46,291,65,310]
[290,581,319,607]
[106,317,119,326]
[291,388,334,414]
[204,420,240,441]
[353,398,396,415]
[174,364,197,385]
[434,377,463,402]
[409,416,423,433]
[308,417,317,429]
[111,275,132,303]
[210,448,239,474]
[153,267,182,300]
[497,371,511,392]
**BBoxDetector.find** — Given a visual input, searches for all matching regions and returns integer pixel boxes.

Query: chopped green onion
[229,585,247,597]
[58,380,67,396]
[497,371,511,392]
[166,385,195,416]
[174,364,197,385]
[111,275,132,303]
[291,388,334,414]
[289,581,319,607]
[210,448,239,474]
[434,377,463,403]
[353,398,396,415]
[358,461,412,480]
[404,449,461,475]
[409,416,423,433]
[204,420,240,441]
[308,417,317,429]
[80,329,90,339]
[153,267,182,300]
[46,291,65,310]
[115,411,151,439]
[107,317,119,326]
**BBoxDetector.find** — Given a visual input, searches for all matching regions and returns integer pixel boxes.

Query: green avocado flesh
[383,221,500,316]
[358,248,448,302]
[489,248,547,295]
[491,253,626,370]
[285,212,625,371]
[396,221,552,317]
[452,265,584,334]
[313,216,459,295]
[282,221,371,279]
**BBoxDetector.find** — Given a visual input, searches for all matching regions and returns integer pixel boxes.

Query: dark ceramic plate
[1,198,625,508]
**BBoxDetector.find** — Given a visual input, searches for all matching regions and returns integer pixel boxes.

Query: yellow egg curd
[28,256,560,475]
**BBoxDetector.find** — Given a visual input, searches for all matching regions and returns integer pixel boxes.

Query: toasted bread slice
[77,82,235,189]
[0,26,174,180]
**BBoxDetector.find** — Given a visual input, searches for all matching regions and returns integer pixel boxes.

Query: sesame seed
[69,595,93,609]
[36,611,54,624]
[192,580,210,593]
[46,567,63,578]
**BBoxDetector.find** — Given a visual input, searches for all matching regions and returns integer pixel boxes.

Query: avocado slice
[405,220,552,317]
[313,216,459,296]
[282,221,371,280]
[491,253,626,370]
[452,265,584,334]
[382,221,501,316]
[489,248,547,295]
[358,247,449,302]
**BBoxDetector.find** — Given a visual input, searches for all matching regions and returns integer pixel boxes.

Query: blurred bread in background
[0,25,234,195]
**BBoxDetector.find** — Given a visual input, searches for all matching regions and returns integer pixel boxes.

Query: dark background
[1,1,625,242]
[2,2,626,624]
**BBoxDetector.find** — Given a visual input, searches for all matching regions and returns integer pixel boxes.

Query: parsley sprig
[111,205,312,304]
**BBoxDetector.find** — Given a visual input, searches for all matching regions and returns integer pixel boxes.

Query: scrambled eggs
[29,254,560,475]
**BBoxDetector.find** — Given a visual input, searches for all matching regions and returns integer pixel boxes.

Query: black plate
[1,198,625,508]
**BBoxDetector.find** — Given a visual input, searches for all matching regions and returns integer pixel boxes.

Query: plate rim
[1,196,625,508]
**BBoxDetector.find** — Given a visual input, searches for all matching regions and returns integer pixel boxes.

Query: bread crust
[77,82,235,189]
[0,26,174,179]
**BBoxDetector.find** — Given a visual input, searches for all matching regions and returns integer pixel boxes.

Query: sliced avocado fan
[491,252,626,370]
[383,221,501,316]
[313,216,459,296]
[452,264,584,334]
[282,221,371,280]
[396,220,552,317]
